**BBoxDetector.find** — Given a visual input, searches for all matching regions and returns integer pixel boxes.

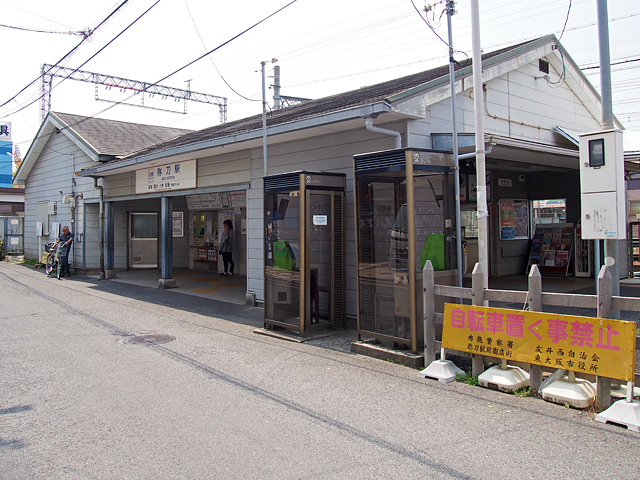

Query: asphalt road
[1,263,639,480]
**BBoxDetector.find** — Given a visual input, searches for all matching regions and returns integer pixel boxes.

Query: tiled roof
[84,35,554,165]
[52,112,193,157]
[123,37,544,161]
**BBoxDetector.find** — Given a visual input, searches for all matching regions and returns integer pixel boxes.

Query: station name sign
[136,159,196,194]
[442,303,637,382]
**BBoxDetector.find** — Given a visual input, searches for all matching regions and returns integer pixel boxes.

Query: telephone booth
[353,148,458,353]
[264,171,346,336]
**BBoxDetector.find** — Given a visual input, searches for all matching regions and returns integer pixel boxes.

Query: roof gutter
[79,101,394,177]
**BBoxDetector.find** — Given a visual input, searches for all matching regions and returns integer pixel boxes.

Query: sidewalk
[87,268,249,305]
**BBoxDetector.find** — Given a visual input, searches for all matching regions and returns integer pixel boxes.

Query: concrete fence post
[471,263,485,378]
[596,264,613,410]
[423,260,436,365]
[528,265,543,391]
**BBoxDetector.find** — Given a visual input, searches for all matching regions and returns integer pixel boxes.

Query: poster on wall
[460,175,467,203]
[186,192,222,209]
[229,191,246,207]
[172,211,183,237]
[513,200,529,238]
[499,199,515,240]
[499,199,529,240]
[220,192,230,208]
[469,175,477,202]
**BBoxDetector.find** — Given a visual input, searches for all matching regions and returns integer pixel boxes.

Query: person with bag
[219,219,235,276]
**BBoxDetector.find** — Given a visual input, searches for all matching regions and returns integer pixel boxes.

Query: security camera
[58,189,63,194]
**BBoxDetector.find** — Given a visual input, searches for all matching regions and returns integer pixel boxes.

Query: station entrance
[264,172,346,336]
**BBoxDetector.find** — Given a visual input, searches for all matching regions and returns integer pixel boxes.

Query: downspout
[365,117,402,149]
[93,177,105,280]
[72,193,83,274]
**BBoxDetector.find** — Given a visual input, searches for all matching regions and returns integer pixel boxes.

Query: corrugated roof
[124,37,546,161]
[52,112,192,158]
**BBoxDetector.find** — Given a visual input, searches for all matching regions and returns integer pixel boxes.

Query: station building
[15,35,627,325]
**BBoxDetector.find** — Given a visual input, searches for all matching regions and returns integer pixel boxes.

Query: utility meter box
[579,129,625,239]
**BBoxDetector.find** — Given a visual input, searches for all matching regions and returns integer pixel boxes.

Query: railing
[423,262,639,410]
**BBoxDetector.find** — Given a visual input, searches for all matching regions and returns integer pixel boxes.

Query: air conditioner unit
[47,202,57,215]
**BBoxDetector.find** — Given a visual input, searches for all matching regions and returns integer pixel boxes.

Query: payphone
[264,171,346,336]
[353,148,457,354]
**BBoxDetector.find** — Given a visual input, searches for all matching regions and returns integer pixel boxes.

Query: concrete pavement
[1,262,639,479]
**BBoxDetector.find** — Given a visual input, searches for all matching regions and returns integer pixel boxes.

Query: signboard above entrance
[136,159,196,194]
[186,191,245,210]
[442,303,637,382]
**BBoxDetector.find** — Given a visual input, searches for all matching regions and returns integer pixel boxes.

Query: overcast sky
[1,0,638,155]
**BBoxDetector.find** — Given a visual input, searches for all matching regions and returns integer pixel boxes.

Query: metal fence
[1,216,23,255]
[423,262,639,409]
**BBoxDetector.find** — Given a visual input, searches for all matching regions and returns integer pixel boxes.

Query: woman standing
[219,219,235,276]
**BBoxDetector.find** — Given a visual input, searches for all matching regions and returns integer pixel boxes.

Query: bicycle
[44,242,63,280]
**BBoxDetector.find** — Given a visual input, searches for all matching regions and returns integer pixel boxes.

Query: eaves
[79,100,394,177]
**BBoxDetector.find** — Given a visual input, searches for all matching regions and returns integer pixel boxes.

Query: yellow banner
[442,304,637,382]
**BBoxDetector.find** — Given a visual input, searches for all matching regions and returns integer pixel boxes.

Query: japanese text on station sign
[136,159,196,194]
[442,304,636,381]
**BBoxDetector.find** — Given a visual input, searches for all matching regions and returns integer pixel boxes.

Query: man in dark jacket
[51,225,74,278]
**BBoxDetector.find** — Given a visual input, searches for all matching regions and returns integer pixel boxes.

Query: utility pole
[445,0,463,288]
[470,0,489,288]
[273,65,281,109]
[597,0,619,316]
[261,61,268,177]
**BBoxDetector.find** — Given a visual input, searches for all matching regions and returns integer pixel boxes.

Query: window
[532,199,566,225]
[460,210,478,238]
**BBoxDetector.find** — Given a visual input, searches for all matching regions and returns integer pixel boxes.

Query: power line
[410,0,450,49]
[0,0,77,30]
[184,0,259,102]
[0,23,90,37]
[2,0,160,120]
[153,0,299,90]
[557,0,572,41]
[581,57,640,70]
[0,0,130,111]
[13,0,299,153]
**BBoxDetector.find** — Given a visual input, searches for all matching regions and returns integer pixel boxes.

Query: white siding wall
[23,133,100,270]
[428,59,602,143]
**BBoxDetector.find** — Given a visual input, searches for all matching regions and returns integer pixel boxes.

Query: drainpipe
[72,193,83,274]
[93,177,105,280]
[365,117,402,149]
[458,144,493,160]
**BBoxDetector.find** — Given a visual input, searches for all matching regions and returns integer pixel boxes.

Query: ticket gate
[353,148,458,353]
[264,171,346,336]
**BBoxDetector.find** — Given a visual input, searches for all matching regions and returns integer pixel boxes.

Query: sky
[1,0,639,159]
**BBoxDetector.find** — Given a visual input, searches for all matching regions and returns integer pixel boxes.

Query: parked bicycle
[44,242,63,280]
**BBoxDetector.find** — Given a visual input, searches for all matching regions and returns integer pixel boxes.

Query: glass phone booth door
[264,172,346,336]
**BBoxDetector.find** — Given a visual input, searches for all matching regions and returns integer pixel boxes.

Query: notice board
[499,199,529,240]
[442,303,637,381]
